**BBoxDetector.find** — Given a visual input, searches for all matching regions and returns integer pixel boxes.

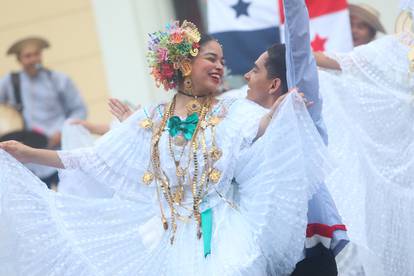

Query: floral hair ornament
[147,20,201,91]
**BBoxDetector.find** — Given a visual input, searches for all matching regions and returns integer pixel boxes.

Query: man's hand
[108,98,136,122]
[48,132,61,149]
[0,140,35,163]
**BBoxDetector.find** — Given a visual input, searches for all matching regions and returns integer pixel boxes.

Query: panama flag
[208,0,281,75]
[279,0,353,52]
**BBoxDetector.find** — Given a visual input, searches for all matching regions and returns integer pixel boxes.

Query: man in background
[349,3,386,46]
[0,36,87,188]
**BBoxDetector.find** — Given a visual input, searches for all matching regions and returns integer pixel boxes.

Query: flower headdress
[147,20,201,91]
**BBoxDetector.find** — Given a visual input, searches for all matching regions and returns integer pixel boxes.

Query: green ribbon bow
[167,113,199,140]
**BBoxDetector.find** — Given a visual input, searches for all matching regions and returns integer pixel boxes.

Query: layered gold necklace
[141,94,223,243]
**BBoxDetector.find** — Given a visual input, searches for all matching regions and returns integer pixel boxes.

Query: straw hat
[349,4,386,33]
[6,36,50,56]
[395,10,413,33]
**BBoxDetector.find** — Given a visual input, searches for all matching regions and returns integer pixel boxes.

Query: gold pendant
[173,188,184,204]
[186,99,201,114]
[209,168,221,183]
[209,116,221,126]
[173,134,186,146]
[199,120,208,129]
[142,171,154,185]
[210,147,222,161]
[176,166,185,177]
[162,217,169,230]
[139,118,153,129]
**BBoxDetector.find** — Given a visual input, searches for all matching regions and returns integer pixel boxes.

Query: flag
[279,0,353,52]
[207,0,280,75]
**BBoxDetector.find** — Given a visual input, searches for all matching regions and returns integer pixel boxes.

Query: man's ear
[268,78,281,95]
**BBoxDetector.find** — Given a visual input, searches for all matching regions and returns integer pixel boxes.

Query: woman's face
[190,40,224,96]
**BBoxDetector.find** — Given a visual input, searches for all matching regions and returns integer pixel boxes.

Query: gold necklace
[143,95,224,244]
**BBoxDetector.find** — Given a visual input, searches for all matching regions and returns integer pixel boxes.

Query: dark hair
[265,43,288,94]
[199,34,216,47]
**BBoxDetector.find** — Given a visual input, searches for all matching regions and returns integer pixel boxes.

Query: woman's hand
[0,140,35,163]
[108,98,136,122]
[0,140,64,168]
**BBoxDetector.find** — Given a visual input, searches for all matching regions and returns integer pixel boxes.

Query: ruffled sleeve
[57,107,154,195]
[234,92,332,274]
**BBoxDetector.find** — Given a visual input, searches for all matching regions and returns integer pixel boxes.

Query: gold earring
[184,77,193,94]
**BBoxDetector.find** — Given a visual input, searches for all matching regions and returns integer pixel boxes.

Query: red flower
[161,63,175,79]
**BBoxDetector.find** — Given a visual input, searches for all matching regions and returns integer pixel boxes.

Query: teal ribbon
[167,113,199,141]
[201,208,212,257]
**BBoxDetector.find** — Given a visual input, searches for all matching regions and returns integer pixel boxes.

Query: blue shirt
[0,68,87,137]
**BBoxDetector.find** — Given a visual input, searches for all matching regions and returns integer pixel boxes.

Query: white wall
[92,0,175,106]
[349,0,401,34]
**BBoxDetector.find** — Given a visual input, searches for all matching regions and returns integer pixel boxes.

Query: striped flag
[207,0,281,75]
[207,0,352,76]
[279,0,353,52]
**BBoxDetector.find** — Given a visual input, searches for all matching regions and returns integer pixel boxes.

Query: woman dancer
[0,21,328,275]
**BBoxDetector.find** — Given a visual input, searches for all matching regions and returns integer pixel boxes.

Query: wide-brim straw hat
[6,36,50,56]
[349,4,386,33]
[395,10,413,33]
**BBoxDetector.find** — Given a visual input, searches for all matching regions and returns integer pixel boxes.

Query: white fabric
[58,121,113,198]
[401,0,414,13]
[0,93,330,276]
[321,33,414,276]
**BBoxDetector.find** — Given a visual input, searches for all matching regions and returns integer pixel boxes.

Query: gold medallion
[142,171,154,185]
[186,99,202,114]
[199,120,208,129]
[209,116,221,126]
[173,134,186,146]
[209,168,221,183]
[140,119,153,129]
[176,166,185,177]
[210,147,222,161]
[173,188,184,204]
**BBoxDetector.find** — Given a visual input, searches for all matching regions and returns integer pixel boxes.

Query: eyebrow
[202,52,219,58]
[202,52,225,63]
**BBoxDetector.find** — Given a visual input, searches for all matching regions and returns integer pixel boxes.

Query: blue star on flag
[231,0,251,18]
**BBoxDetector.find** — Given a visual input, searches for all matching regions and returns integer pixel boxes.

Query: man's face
[18,44,42,71]
[351,15,375,47]
[244,52,275,107]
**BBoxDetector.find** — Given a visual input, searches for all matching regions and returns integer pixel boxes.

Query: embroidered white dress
[319,33,414,276]
[0,93,329,276]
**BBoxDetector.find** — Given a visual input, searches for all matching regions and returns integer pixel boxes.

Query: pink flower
[157,48,168,62]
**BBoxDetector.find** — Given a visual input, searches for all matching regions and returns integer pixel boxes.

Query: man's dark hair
[265,43,288,94]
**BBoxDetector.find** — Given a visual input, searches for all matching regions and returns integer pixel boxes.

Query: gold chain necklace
[141,94,223,244]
